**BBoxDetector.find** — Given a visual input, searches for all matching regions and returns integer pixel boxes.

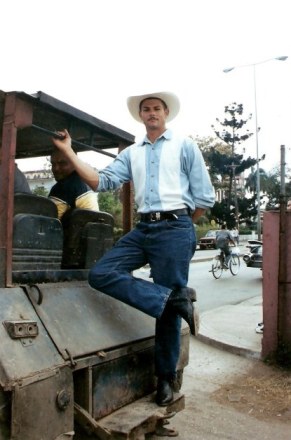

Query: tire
[211,258,223,279]
[230,254,240,275]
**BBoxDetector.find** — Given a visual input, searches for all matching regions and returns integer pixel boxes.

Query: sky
[1,0,290,173]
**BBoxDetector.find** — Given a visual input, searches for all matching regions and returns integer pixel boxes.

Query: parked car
[198,230,219,250]
[242,240,263,268]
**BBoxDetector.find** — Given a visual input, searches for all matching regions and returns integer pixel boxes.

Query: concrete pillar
[262,211,291,359]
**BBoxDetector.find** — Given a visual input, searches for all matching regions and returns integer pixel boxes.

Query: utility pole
[229,163,239,228]
[277,145,288,349]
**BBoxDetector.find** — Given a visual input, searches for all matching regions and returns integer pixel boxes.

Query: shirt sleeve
[75,192,99,211]
[97,148,132,192]
[182,138,215,209]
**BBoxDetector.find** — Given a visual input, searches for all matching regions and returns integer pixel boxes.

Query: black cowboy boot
[167,287,197,335]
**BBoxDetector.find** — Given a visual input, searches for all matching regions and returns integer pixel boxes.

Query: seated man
[0,145,31,194]
[14,164,32,194]
[216,224,236,268]
[49,148,99,219]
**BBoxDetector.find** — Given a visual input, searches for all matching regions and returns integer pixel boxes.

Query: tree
[194,104,258,227]
[245,164,291,211]
[209,103,257,227]
[98,190,123,229]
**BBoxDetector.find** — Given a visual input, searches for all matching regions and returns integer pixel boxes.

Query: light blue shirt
[97,129,215,213]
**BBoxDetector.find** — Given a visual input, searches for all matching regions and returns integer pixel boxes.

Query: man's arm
[52,130,99,191]
[228,232,236,246]
[191,207,206,223]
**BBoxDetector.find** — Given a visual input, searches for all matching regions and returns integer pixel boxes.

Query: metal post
[253,65,261,240]
[278,145,287,348]
[230,163,239,227]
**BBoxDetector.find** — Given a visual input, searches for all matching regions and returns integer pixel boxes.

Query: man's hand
[52,129,73,154]
[191,208,206,223]
[51,129,99,191]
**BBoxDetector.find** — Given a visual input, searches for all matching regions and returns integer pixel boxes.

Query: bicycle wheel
[211,257,223,279]
[229,254,240,275]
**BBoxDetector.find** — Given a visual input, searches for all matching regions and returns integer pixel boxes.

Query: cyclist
[215,225,236,269]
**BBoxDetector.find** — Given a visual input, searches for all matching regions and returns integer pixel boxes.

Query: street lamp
[223,56,288,240]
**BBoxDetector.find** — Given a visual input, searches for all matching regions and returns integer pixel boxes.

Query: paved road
[135,249,262,314]
[189,259,262,313]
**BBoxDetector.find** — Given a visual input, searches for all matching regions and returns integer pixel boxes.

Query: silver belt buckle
[155,212,161,221]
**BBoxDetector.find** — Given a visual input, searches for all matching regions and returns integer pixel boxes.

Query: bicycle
[211,249,240,279]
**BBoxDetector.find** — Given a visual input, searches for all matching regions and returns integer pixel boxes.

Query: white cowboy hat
[127,91,180,123]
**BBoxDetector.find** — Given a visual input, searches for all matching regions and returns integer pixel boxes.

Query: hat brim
[127,91,180,123]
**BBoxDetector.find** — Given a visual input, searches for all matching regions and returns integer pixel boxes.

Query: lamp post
[223,56,288,240]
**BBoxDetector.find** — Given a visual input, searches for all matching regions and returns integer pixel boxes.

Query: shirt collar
[137,129,173,147]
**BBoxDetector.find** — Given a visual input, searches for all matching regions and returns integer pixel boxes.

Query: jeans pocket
[166,217,192,230]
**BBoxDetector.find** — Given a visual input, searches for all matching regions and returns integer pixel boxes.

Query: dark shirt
[49,171,99,218]
[49,171,91,207]
[216,230,234,248]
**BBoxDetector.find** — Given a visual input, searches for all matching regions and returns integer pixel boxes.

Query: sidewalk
[197,295,263,359]
[192,244,263,359]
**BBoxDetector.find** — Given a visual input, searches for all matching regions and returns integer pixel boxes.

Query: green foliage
[263,167,291,209]
[201,102,260,227]
[238,226,253,235]
[195,215,209,226]
[209,195,258,229]
[98,190,123,229]
[212,103,253,147]
[33,186,49,196]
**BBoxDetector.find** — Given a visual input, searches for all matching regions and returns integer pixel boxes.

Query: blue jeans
[88,215,196,379]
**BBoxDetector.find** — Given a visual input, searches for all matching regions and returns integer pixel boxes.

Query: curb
[196,296,263,360]
[196,332,262,360]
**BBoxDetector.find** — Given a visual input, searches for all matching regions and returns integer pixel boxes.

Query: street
[190,255,262,313]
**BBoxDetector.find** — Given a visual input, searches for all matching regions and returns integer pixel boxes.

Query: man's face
[139,98,169,129]
[51,151,74,181]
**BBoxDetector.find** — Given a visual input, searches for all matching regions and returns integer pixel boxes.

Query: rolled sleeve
[98,149,132,192]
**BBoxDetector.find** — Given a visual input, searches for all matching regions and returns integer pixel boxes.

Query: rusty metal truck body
[0,90,189,440]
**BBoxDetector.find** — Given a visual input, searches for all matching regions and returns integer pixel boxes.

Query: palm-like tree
[245,167,269,195]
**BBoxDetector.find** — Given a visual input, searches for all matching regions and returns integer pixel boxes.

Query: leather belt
[139,208,190,222]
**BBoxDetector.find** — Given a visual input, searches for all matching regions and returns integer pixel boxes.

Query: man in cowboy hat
[52,91,215,406]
